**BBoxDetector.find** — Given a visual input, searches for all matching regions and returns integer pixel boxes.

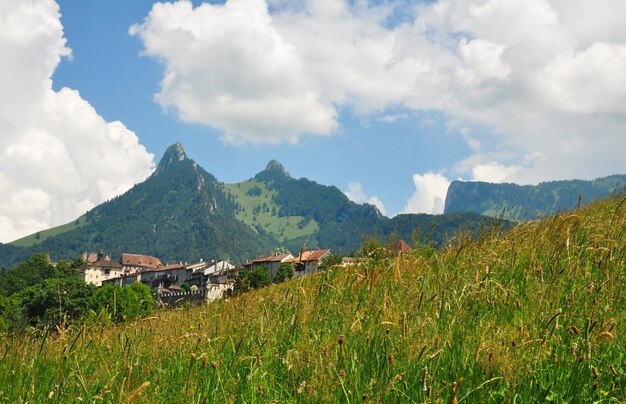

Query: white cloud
[130,0,336,144]
[134,0,626,183]
[471,162,519,183]
[344,182,387,216]
[402,173,451,215]
[0,0,154,243]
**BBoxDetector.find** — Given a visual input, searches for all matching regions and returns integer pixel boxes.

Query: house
[78,250,164,287]
[101,272,142,288]
[243,253,294,278]
[120,253,162,272]
[139,263,190,290]
[292,249,331,278]
[77,250,124,286]
[186,260,234,288]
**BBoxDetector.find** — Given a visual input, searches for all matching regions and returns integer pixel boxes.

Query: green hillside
[1,144,506,268]
[444,174,626,221]
[2,194,624,402]
[10,216,88,248]
[223,179,319,243]
[0,143,271,266]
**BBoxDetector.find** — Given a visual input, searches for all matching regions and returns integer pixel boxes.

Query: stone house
[243,253,294,278]
[292,249,331,278]
[77,250,124,287]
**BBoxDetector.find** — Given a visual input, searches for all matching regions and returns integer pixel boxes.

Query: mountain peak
[156,142,188,173]
[266,160,288,174]
[254,160,291,182]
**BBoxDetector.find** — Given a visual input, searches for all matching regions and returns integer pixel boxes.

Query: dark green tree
[247,266,271,289]
[15,277,94,328]
[273,262,294,283]
[89,283,155,323]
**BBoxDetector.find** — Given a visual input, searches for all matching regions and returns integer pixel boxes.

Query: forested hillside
[444,174,626,221]
[0,144,270,267]
[1,143,506,267]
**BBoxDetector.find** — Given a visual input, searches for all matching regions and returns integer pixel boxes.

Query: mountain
[0,143,504,267]
[223,160,503,254]
[0,143,271,267]
[444,174,626,221]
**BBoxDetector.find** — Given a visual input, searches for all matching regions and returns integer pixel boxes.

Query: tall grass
[1,196,625,402]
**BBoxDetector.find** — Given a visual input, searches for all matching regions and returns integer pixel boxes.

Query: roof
[140,263,186,274]
[121,253,162,269]
[293,249,331,263]
[389,240,412,254]
[80,259,123,270]
[243,253,293,266]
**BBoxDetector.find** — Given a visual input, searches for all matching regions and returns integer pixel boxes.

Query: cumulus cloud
[134,0,626,184]
[130,0,336,144]
[471,162,519,183]
[0,0,154,243]
[402,173,451,215]
[344,182,387,216]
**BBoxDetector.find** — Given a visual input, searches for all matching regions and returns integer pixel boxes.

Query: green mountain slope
[444,174,626,221]
[0,143,271,267]
[0,144,505,267]
[225,160,504,254]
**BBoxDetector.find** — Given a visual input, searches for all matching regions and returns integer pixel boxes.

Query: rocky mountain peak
[155,142,188,173]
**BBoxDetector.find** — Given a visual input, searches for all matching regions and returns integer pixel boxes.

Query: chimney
[97,249,104,260]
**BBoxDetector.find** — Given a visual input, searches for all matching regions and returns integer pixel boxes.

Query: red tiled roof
[121,253,162,269]
[80,259,123,270]
[293,249,330,263]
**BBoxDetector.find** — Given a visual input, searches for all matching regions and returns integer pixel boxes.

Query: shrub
[89,283,155,323]
[273,263,294,283]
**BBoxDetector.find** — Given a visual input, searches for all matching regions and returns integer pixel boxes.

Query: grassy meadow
[1,195,625,402]
[224,180,319,243]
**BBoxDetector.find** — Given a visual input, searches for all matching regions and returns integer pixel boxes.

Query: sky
[1,0,626,243]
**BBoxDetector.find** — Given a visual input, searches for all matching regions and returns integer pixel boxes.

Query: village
[76,241,413,304]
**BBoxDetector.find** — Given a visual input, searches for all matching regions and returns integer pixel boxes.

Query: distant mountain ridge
[444,174,626,221]
[0,143,503,267]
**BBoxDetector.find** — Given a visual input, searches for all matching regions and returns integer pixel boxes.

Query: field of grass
[1,195,625,402]
[224,180,318,243]
[10,216,88,247]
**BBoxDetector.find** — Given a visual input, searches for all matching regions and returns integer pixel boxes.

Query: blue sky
[1,0,625,242]
[52,0,471,216]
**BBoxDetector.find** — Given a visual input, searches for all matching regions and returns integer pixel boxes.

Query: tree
[247,266,271,289]
[233,271,251,294]
[89,283,155,323]
[234,266,271,294]
[0,253,57,297]
[274,262,294,283]
[15,277,95,328]
[181,282,191,292]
